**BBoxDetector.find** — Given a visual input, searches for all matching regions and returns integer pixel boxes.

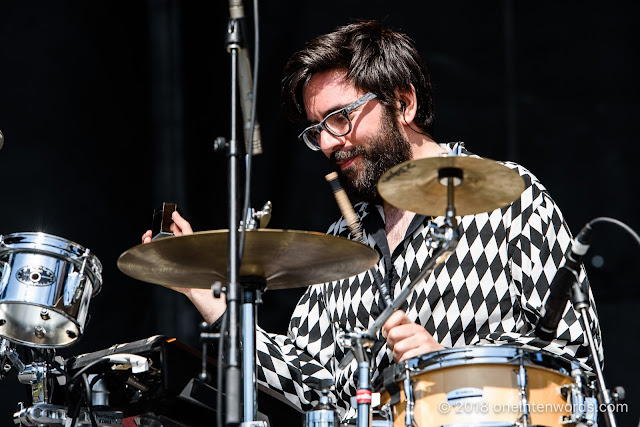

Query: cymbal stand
[571,281,617,427]
[239,276,267,426]
[339,168,461,371]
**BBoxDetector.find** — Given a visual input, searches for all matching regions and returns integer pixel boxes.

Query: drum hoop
[383,345,574,385]
[0,232,103,294]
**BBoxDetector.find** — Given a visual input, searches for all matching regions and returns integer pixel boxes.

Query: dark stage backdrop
[0,1,638,424]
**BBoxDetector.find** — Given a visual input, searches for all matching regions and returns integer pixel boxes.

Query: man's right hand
[140,211,227,324]
[142,211,193,244]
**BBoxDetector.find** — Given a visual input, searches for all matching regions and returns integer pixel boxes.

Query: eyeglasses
[298,92,378,151]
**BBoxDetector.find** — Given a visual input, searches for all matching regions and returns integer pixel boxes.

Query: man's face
[303,70,412,202]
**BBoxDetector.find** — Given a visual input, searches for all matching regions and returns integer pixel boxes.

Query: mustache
[331,147,367,163]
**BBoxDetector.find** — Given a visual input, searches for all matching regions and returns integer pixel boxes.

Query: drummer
[142,20,602,417]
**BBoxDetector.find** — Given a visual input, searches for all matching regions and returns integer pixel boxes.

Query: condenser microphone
[228,0,262,155]
[535,224,592,341]
[0,130,4,151]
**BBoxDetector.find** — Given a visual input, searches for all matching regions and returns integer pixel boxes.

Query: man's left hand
[382,310,444,362]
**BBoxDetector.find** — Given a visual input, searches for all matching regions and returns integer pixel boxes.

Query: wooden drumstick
[325,172,392,307]
[325,172,364,242]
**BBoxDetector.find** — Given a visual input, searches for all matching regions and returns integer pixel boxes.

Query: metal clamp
[241,201,273,230]
[13,402,123,426]
[1,339,25,372]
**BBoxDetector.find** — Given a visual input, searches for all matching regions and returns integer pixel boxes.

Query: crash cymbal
[378,155,525,216]
[117,229,379,290]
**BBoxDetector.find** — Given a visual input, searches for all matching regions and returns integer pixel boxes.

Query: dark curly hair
[282,20,435,136]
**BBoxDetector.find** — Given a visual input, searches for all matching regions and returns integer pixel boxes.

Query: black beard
[330,109,412,204]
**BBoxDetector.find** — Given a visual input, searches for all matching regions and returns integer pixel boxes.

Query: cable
[587,216,640,247]
[81,373,99,427]
[239,0,260,260]
[70,395,83,427]
[219,1,260,423]
[68,359,111,391]
[29,347,73,380]
[400,101,430,137]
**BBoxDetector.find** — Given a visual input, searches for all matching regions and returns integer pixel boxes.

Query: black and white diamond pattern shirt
[253,142,602,415]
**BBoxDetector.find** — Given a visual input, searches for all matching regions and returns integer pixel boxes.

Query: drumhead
[381,345,576,386]
[0,232,103,293]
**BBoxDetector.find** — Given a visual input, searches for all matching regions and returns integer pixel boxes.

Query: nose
[318,130,345,158]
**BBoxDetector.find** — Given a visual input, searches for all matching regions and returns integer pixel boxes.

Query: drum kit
[0,150,621,426]
[0,4,624,424]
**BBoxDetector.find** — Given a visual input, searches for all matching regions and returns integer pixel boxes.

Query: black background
[0,1,638,424]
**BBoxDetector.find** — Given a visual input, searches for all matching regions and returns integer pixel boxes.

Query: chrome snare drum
[0,232,102,347]
[379,346,596,427]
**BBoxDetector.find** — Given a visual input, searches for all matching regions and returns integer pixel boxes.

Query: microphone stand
[223,16,243,427]
[220,13,267,427]
[571,281,617,427]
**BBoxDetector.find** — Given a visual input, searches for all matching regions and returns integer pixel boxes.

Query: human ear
[394,85,417,124]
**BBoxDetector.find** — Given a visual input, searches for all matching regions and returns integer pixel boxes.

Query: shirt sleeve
[479,163,603,370]
[250,211,370,416]
[253,282,343,413]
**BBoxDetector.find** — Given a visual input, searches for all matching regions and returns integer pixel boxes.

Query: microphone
[535,224,593,341]
[228,0,262,156]
[0,130,4,151]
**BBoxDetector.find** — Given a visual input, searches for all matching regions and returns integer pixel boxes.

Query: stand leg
[572,282,617,427]
[242,290,257,422]
[579,306,617,427]
[356,359,371,427]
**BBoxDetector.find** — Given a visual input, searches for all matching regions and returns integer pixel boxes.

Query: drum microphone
[534,224,593,341]
[228,0,262,156]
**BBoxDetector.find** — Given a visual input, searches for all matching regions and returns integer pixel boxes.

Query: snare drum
[379,346,595,427]
[0,232,102,347]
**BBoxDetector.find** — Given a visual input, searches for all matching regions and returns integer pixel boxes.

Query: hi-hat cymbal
[378,155,525,216]
[117,229,379,290]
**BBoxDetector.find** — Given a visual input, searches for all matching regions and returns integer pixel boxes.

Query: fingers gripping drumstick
[325,172,393,307]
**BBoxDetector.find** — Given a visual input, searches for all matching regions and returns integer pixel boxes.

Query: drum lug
[559,365,598,426]
[402,368,417,427]
[0,259,10,293]
[65,252,91,306]
[63,272,85,306]
[516,362,531,427]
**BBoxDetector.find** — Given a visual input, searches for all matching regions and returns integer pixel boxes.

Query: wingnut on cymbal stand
[337,168,462,427]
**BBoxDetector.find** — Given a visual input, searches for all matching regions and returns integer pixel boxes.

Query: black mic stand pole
[223,17,243,427]
[570,281,617,427]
